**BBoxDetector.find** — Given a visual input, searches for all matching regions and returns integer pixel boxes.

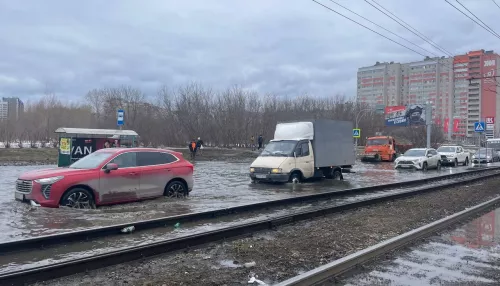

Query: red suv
[14,148,194,208]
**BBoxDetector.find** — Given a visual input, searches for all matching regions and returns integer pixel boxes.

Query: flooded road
[341,207,500,285]
[0,160,485,241]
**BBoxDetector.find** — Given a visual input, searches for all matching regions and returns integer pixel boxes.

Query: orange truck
[361,136,411,162]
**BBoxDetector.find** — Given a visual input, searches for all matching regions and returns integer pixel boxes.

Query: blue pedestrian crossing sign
[353,129,361,138]
[474,122,485,132]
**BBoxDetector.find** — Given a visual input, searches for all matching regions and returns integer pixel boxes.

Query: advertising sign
[71,138,96,160]
[486,117,495,124]
[59,138,70,155]
[453,119,460,133]
[385,105,427,126]
[444,118,449,133]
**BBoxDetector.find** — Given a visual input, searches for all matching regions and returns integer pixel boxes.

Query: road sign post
[475,122,485,167]
[353,129,361,157]
[117,109,124,129]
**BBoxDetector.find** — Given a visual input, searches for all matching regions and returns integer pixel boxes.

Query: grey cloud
[0,0,499,101]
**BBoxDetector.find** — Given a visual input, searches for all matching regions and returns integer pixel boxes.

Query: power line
[327,0,440,57]
[366,0,454,57]
[445,0,500,40]
[310,0,427,57]
[493,0,500,10]
[455,0,500,38]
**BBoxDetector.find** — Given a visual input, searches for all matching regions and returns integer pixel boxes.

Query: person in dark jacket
[188,139,197,160]
[196,137,204,156]
[258,135,263,150]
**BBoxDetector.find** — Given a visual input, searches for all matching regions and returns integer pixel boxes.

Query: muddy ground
[38,175,500,286]
[0,147,258,165]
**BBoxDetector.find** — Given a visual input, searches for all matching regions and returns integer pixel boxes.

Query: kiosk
[55,128,139,167]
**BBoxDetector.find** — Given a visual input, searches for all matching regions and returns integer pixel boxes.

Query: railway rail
[276,196,500,286]
[1,166,499,285]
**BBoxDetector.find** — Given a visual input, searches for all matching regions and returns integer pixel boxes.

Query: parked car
[472,148,500,164]
[436,145,470,167]
[14,148,194,208]
[394,148,441,171]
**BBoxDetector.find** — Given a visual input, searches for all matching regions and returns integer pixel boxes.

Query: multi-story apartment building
[1,97,24,121]
[0,101,8,120]
[357,50,500,138]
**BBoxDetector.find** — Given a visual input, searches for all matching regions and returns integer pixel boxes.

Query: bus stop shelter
[55,128,139,167]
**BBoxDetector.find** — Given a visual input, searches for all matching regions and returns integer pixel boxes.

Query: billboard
[385,105,426,126]
[444,118,449,133]
[482,56,497,119]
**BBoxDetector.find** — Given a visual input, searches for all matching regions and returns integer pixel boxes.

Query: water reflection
[448,209,500,248]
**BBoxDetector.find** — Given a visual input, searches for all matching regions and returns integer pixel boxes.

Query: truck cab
[250,139,317,183]
[361,136,397,162]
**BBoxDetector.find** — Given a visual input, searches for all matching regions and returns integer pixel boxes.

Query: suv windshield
[261,140,297,157]
[404,149,426,157]
[437,147,456,152]
[69,152,115,169]
[366,139,389,146]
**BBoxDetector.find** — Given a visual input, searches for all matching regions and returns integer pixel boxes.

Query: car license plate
[400,165,411,168]
[256,174,266,179]
[15,192,24,201]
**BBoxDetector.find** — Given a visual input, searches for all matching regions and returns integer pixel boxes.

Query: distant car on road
[436,145,470,167]
[472,148,500,164]
[14,148,194,208]
[394,148,441,171]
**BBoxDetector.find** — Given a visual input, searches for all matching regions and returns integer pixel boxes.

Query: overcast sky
[1,0,499,102]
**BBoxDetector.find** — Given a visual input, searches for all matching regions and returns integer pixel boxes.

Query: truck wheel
[453,159,458,167]
[463,157,469,166]
[290,172,301,184]
[332,169,343,180]
[390,154,396,162]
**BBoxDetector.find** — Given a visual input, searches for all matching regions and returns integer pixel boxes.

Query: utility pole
[426,103,432,148]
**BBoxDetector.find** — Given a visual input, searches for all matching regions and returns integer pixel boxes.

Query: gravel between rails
[36,176,500,286]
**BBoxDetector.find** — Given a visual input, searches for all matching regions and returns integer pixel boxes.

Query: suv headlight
[250,168,255,173]
[34,176,64,184]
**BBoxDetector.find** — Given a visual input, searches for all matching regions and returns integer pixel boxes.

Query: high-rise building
[1,97,24,121]
[357,50,500,138]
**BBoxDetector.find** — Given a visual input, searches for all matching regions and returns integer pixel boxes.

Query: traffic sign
[353,129,361,138]
[474,122,485,132]
[117,109,124,126]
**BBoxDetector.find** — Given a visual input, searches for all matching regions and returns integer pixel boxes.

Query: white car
[436,145,470,167]
[394,148,441,171]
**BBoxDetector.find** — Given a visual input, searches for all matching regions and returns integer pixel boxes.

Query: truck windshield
[403,149,426,157]
[366,139,389,146]
[261,140,297,157]
[69,152,114,169]
[437,147,456,152]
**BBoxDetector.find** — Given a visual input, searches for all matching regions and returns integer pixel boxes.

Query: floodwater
[341,207,500,285]
[0,160,486,241]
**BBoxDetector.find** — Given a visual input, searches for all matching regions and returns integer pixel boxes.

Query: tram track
[0,166,499,285]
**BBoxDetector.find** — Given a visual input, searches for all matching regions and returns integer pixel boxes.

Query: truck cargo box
[274,119,355,168]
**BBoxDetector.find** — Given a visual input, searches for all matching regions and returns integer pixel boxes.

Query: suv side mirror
[104,163,118,173]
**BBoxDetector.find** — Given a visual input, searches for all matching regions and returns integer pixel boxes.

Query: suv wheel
[164,181,188,198]
[60,188,95,209]
[422,162,428,171]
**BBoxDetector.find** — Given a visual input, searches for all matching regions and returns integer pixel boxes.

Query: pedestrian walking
[188,139,197,160]
[196,137,204,156]
[258,134,263,150]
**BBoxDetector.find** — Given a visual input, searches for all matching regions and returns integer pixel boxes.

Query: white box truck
[249,120,355,183]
